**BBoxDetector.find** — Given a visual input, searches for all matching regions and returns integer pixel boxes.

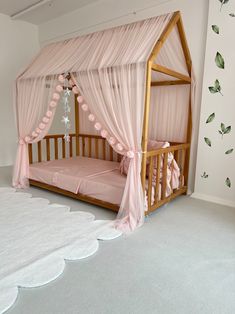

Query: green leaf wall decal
[201,172,209,178]
[215,52,225,69]
[204,137,212,147]
[208,79,223,95]
[225,177,231,188]
[212,25,220,34]
[206,113,215,123]
[219,0,230,11]
[225,148,234,154]
[219,123,232,137]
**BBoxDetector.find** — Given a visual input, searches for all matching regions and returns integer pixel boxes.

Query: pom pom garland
[42,117,49,123]
[58,74,65,83]
[39,123,46,130]
[127,150,135,158]
[31,131,38,137]
[56,85,63,93]
[101,129,108,138]
[116,143,123,151]
[88,114,95,122]
[77,96,83,103]
[35,128,42,134]
[108,137,116,145]
[94,122,102,130]
[49,101,57,108]
[46,110,53,118]
[52,93,60,101]
[81,104,88,111]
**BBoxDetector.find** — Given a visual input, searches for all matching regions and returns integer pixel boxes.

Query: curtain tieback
[127,150,143,158]
[18,137,31,145]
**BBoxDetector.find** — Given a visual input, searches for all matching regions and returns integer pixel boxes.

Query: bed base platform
[29,179,120,212]
[29,178,187,215]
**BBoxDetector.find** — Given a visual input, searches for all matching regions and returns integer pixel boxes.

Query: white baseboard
[191,192,235,208]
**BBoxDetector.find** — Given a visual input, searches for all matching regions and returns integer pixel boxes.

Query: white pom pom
[77,96,83,103]
[81,104,88,111]
[101,129,108,138]
[108,137,116,145]
[88,114,95,122]
[94,122,102,130]
[116,143,123,151]
[52,93,60,101]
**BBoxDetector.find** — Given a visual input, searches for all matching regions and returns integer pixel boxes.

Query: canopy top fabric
[18,13,173,80]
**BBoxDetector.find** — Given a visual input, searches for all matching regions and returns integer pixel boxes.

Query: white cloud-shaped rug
[0,187,122,313]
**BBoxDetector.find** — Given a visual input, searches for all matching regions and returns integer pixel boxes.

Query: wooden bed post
[177,14,192,188]
[141,11,181,191]
[141,61,152,188]
[74,95,80,156]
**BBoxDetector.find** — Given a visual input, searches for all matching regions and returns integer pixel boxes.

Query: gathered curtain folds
[12,12,193,231]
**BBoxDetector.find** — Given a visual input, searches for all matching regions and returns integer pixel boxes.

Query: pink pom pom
[56,85,63,93]
[109,137,116,145]
[72,86,79,94]
[88,114,95,122]
[49,101,57,108]
[36,128,42,134]
[39,123,46,130]
[77,96,83,103]
[116,143,123,151]
[127,150,135,158]
[81,104,88,111]
[24,136,31,143]
[58,74,65,83]
[31,131,38,137]
[46,110,53,118]
[101,129,108,138]
[52,93,60,101]
[42,117,49,123]
[94,122,102,131]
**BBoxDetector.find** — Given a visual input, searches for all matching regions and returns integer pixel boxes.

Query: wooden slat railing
[146,143,190,213]
[29,133,122,164]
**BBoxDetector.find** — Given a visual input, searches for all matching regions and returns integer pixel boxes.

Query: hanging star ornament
[64,88,71,96]
[62,116,70,124]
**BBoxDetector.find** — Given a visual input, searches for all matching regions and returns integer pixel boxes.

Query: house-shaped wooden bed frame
[28,11,192,215]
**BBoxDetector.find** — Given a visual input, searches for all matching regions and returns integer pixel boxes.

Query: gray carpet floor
[1,166,235,314]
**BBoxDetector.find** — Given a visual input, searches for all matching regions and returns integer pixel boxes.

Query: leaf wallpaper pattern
[201,0,234,195]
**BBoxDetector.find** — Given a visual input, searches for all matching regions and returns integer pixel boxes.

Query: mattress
[29,157,126,205]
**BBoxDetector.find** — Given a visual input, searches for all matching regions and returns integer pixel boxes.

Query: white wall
[38,0,210,193]
[0,13,39,167]
[193,0,235,207]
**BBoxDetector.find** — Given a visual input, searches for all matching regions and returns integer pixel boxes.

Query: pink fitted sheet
[29,157,125,204]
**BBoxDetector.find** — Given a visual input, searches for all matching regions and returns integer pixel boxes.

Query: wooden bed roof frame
[141,11,192,190]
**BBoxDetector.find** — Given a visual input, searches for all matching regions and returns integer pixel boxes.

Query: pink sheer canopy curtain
[13,13,173,231]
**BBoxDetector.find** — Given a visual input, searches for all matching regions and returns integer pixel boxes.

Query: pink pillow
[119,140,169,176]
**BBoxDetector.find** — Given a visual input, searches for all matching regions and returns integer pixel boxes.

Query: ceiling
[0,0,99,24]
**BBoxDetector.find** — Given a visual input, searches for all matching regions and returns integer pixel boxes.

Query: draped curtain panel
[12,12,193,231]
